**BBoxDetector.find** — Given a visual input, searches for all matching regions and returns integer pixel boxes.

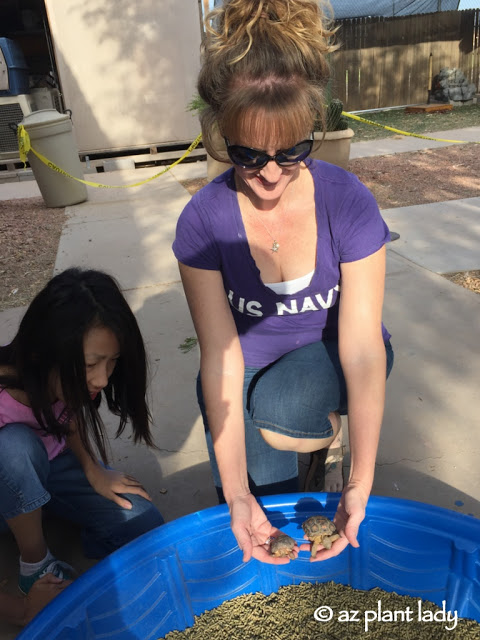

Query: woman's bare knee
[258,412,341,453]
[259,428,336,453]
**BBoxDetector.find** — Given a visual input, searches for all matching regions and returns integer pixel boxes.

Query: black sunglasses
[224,136,313,169]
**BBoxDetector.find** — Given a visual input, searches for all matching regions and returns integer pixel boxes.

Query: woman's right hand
[229,493,298,564]
[179,265,287,564]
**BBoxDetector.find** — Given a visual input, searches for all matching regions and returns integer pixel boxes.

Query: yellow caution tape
[342,111,479,144]
[17,125,203,189]
[18,124,31,164]
[17,111,477,187]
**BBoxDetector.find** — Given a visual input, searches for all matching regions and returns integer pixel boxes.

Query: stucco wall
[44,0,202,154]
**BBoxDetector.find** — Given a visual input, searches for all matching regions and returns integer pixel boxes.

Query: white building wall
[44,0,202,154]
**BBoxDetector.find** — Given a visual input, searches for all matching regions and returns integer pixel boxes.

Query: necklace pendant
[271,240,280,252]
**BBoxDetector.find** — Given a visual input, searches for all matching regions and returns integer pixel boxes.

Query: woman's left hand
[299,482,368,561]
[86,465,152,509]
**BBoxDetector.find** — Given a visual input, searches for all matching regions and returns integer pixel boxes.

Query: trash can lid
[21,109,70,128]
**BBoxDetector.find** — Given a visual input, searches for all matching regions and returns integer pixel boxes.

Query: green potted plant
[187,94,231,181]
[311,98,354,169]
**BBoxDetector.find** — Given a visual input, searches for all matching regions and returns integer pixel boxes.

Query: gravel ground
[0,196,65,310]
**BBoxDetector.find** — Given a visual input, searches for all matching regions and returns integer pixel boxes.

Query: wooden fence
[330,9,480,111]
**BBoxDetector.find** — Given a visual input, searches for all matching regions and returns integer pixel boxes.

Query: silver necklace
[254,214,280,252]
[239,182,281,253]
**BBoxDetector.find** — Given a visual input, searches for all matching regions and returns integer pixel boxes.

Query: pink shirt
[0,389,68,460]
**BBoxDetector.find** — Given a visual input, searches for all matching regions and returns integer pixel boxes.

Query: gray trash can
[20,109,88,208]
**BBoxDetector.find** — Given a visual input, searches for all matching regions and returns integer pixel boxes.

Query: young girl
[0,268,164,594]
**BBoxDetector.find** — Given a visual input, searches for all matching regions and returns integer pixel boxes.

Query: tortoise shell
[302,515,337,538]
[270,533,296,559]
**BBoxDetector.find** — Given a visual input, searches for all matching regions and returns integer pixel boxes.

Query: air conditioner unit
[0,93,35,161]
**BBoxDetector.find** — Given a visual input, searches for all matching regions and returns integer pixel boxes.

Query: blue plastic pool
[18,494,480,639]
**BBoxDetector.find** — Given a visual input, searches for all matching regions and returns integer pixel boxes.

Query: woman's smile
[236,162,301,208]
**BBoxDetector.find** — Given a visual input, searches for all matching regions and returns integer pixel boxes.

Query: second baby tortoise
[269,533,296,559]
[302,516,340,557]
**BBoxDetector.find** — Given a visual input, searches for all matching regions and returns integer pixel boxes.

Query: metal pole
[197,0,204,41]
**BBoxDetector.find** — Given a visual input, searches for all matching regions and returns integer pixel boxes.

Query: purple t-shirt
[173,159,391,368]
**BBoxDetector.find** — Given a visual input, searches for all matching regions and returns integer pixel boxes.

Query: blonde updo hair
[198,0,338,161]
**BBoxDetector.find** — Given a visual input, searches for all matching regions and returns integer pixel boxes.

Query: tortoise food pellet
[161,581,480,639]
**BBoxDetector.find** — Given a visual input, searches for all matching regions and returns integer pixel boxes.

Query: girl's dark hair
[0,268,153,463]
[198,0,338,160]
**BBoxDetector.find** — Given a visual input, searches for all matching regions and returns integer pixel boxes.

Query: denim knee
[81,495,164,558]
[43,448,164,559]
[0,423,51,523]
[249,341,342,438]
[250,339,394,439]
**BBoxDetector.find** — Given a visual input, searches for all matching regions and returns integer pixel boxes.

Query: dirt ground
[0,197,65,310]
[0,142,479,311]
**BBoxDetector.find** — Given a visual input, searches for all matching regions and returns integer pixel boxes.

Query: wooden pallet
[405,104,453,114]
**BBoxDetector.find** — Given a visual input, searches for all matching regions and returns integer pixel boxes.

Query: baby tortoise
[269,533,296,559]
[302,516,340,557]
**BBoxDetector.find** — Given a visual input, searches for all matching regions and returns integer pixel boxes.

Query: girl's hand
[23,574,72,625]
[230,493,299,564]
[299,482,368,561]
[85,465,152,509]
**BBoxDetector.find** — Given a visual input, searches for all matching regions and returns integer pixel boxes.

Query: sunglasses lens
[225,138,313,169]
[227,145,267,168]
[276,139,313,166]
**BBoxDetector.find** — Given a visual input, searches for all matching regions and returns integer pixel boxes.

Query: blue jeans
[197,339,394,501]
[0,423,164,558]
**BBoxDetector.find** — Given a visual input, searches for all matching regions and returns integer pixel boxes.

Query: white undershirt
[264,269,314,295]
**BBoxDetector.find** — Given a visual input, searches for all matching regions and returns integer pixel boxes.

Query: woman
[173,0,393,563]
